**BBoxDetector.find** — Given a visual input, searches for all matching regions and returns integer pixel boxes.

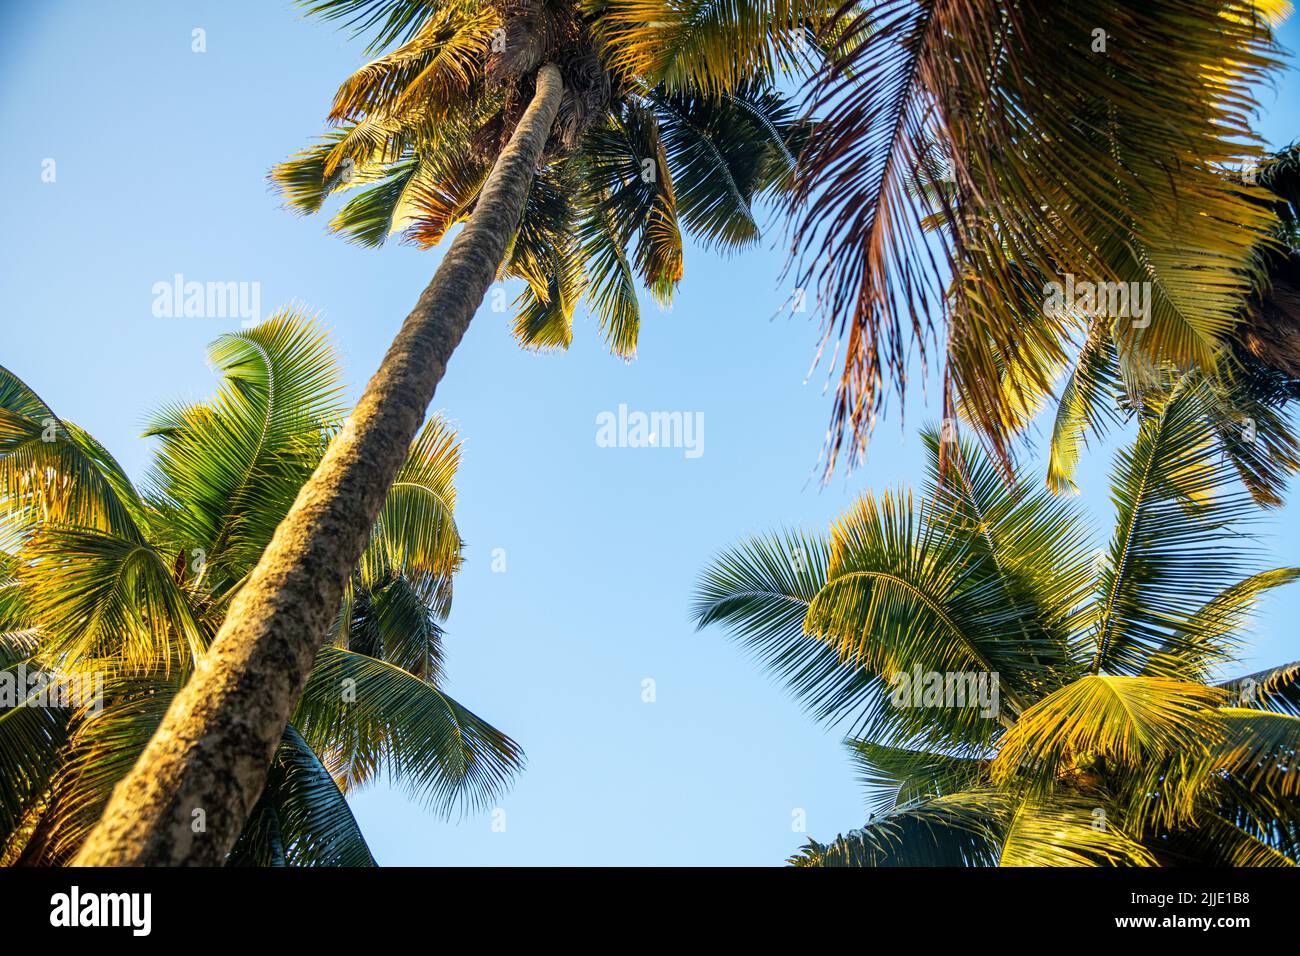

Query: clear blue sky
[2,2,1298,866]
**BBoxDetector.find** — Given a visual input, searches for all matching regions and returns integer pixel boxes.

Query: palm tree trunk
[73,64,565,867]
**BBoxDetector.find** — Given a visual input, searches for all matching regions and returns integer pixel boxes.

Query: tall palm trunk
[74,64,565,867]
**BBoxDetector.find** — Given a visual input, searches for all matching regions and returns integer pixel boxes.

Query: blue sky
[2,2,1298,866]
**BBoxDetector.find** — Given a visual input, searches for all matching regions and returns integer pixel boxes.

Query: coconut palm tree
[75,0,822,865]
[693,385,1300,865]
[0,310,520,865]
[785,0,1291,474]
[273,11,809,356]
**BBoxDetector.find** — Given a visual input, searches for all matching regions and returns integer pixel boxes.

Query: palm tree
[273,10,809,357]
[75,0,822,865]
[0,310,520,865]
[693,385,1300,865]
[784,0,1291,474]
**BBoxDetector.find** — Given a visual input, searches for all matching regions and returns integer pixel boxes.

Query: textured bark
[73,64,565,867]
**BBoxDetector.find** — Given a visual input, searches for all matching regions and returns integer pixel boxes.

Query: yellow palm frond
[993,675,1226,786]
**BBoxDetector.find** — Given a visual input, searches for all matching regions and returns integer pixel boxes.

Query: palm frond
[599,0,827,93]
[847,739,988,817]
[22,672,180,864]
[18,529,205,670]
[143,309,345,582]
[806,487,1050,737]
[0,651,68,847]
[359,414,462,614]
[996,795,1155,867]
[1046,328,1123,495]
[692,529,884,730]
[327,158,423,246]
[230,724,378,867]
[1144,570,1300,682]
[340,573,445,684]
[0,367,147,541]
[1218,660,1300,717]
[577,206,642,357]
[328,7,493,123]
[788,0,1284,473]
[1090,381,1259,675]
[294,647,524,816]
[300,0,439,54]
[992,675,1225,788]
[791,790,1000,866]
[1209,707,1300,797]
[922,429,1093,684]
[581,105,684,306]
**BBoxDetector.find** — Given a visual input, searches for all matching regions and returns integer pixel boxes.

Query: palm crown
[694,383,1300,865]
[273,0,818,357]
[0,311,520,865]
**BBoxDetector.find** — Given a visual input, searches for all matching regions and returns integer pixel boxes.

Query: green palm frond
[18,529,205,670]
[1202,355,1300,508]
[791,791,1000,866]
[143,310,345,582]
[511,230,585,352]
[922,430,1092,679]
[1090,381,1260,675]
[1209,708,1300,797]
[500,165,586,352]
[271,127,405,214]
[270,133,346,215]
[1166,813,1298,867]
[646,84,769,249]
[582,104,683,306]
[230,724,378,867]
[21,672,180,864]
[806,489,1037,737]
[0,655,68,847]
[327,7,494,123]
[301,0,440,54]
[343,573,445,685]
[847,739,988,818]
[294,648,523,815]
[1143,570,1300,682]
[691,529,883,730]
[1046,328,1124,495]
[578,207,642,357]
[0,568,63,849]
[327,158,423,246]
[359,414,463,612]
